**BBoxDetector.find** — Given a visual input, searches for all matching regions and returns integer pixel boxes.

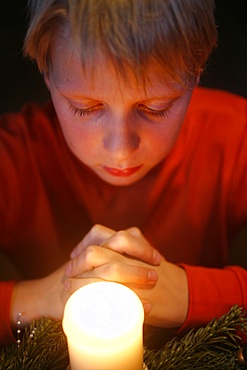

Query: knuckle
[129,226,141,236]
[136,267,149,283]
[114,230,129,244]
[84,245,101,263]
[91,224,102,236]
[102,263,121,279]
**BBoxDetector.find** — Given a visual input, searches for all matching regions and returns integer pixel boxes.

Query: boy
[0,0,246,347]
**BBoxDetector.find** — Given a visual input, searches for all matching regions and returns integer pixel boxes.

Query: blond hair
[24,0,217,86]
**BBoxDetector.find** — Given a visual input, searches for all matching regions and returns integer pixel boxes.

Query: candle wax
[63,282,144,370]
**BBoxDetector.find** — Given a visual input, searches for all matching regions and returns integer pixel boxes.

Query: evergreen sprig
[0,318,69,370]
[0,305,247,369]
[144,305,247,369]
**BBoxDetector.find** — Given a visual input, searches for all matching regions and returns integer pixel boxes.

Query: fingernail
[65,262,72,276]
[148,270,158,282]
[143,303,152,314]
[70,249,77,259]
[64,279,71,292]
[153,250,162,265]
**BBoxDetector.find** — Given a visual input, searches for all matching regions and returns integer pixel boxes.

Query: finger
[64,277,102,295]
[125,226,147,240]
[66,245,112,277]
[66,244,159,286]
[63,278,153,317]
[101,230,162,265]
[140,300,152,315]
[65,260,158,293]
[80,262,159,285]
[125,227,162,264]
[70,224,116,259]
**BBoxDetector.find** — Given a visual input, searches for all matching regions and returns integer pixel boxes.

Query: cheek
[148,116,184,153]
[56,111,79,148]
[59,117,101,160]
[158,98,191,147]
[52,100,95,151]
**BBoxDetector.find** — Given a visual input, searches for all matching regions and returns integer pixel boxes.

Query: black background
[0,0,246,114]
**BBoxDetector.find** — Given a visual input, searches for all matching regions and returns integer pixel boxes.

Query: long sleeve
[0,280,15,346]
[180,264,247,330]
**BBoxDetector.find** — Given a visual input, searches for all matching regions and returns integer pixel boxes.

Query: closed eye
[69,103,104,117]
[137,103,173,118]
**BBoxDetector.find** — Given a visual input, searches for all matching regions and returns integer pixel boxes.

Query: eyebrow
[55,79,187,103]
[56,86,100,102]
[58,88,185,103]
[140,91,185,103]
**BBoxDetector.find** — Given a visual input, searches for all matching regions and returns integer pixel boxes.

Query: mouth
[102,165,142,177]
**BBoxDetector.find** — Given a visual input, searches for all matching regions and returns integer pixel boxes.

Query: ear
[43,72,50,91]
[195,69,203,87]
[196,75,200,86]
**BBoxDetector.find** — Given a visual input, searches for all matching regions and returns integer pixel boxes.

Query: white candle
[63,282,144,370]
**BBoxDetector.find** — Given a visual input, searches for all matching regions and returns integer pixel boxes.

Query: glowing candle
[63,282,144,370]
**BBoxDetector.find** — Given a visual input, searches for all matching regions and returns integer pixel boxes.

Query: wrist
[10,279,45,330]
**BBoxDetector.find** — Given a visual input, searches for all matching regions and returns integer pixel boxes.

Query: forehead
[49,33,186,100]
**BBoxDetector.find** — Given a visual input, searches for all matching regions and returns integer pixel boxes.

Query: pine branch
[0,318,69,370]
[144,305,247,369]
[1,305,247,369]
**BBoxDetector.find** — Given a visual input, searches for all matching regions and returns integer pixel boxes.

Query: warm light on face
[47,37,193,186]
[63,282,144,370]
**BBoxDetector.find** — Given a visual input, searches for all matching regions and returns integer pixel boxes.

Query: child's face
[46,37,193,186]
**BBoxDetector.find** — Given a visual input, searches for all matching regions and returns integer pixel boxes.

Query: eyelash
[138,104,173,118]
[69,105,101,117]
[69,103,173,118]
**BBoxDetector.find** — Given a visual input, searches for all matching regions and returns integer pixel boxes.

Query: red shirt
[0,87,247,345]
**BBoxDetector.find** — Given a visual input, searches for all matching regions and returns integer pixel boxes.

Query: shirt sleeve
[179,264,247,330]
[0,280,16,346]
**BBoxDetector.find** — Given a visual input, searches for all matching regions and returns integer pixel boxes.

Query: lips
[103,165,142,177]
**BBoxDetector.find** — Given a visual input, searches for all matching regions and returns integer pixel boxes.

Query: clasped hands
[64,224,189,329]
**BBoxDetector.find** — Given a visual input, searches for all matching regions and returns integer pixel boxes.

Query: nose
[103,119,140,161]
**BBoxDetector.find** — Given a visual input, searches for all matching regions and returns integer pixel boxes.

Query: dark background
[0,0,246,115]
